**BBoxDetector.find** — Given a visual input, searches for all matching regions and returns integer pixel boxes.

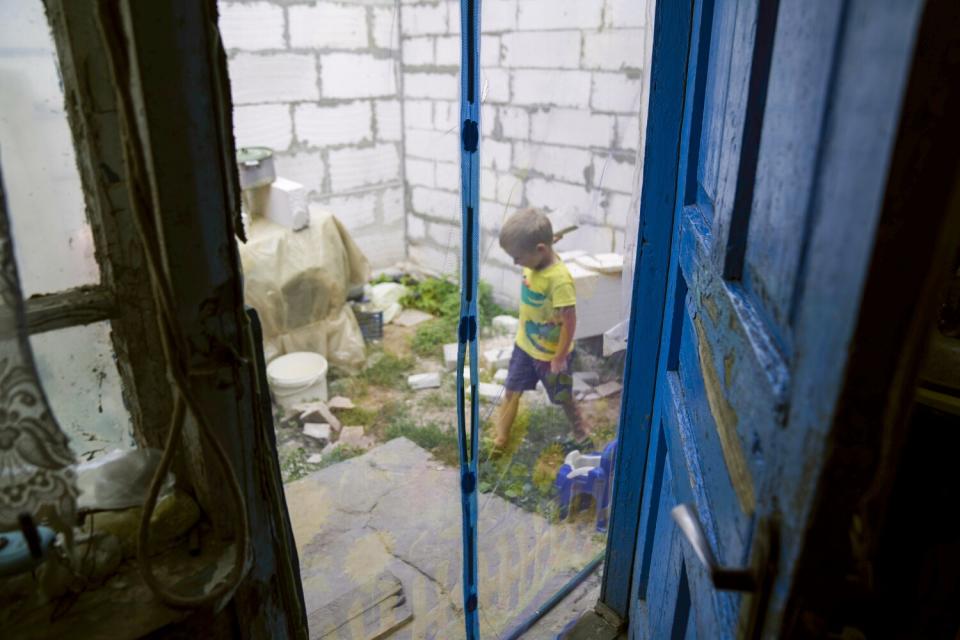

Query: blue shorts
[504,345,574,405]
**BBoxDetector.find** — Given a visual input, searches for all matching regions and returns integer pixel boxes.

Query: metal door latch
[672,504,780,638]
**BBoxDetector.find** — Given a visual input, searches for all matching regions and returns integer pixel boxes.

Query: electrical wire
[96,0,249,609]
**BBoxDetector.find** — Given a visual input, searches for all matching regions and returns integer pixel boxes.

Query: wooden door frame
[600,0,695,622]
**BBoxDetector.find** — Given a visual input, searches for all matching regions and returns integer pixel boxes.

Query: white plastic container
[266,351,328,412]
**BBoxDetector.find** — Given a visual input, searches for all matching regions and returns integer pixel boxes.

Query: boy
[492,208,587,452]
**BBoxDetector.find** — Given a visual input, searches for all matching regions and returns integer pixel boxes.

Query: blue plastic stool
[555,439,617,532]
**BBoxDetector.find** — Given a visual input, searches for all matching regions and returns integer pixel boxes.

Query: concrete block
[482,104,498,132]
[592,72,644,113]
[494,368,509,384]
[408,372,442,390]
[433,100,458,131]
[274,151,326,196]
[411,187,459,221]
[315,193,378,230]
[349,221,406,268]
[530,108,615,148]
[499,107,529,140]
[572,376,593,396]
[405,128,456,162]
[296,401,342,432]
[483,346,512,369]
[525,178,592,217]
[483,68,510,103]
[406,158,436,187]
[232,104,292,152]
[511,69,591,108]
[446,0,459,34]
[265,177,309,231]
[338,426,374,449]
[497,173,522,205]
[443,343,459,371]
[381,187,404,224]
[482,0,517,32]
[218,2,285,51]
[294,101,373,147]
[228,54,319,104]
[403,100,434,129]
[435,162,459,191]
[406,214,428,241]
[593,154,636,194]
[517,0,603,31]
[481,35,501,67]
[372,7,400,49]
[328,396,355,410]
[573,371,600,386]
[322,53,397,98]
[554,224,615,256]
[290,4,368,49]
[435,35,459,66]
[616,115,641,149]
[474,382,505,403]
[604,192,634,228]
[583,30,646,71]
[303,423,332,442]
[596,381,623,397]
[514,142,592,184]
[502,31,581,69]
[402,3,448,35]
[479,169,496,201]
[402,37,435,65]
[404,72,458,100]
[481,139,511,171]
[410,241,459,276]
[306,453,324,464]
[375,100,403,141]
[492,315,519,336]
[605,0,648,28]
[328,144,401,191]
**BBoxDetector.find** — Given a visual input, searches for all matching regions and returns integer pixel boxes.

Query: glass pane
[220,0,649,634]
[0,0,100,297]
[30,322,134,461]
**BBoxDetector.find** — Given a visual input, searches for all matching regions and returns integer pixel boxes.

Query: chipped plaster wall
[401,0,649,306]
[219,0,406,268]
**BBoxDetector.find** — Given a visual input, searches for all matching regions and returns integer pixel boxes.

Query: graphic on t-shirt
[521,280,546,308]
[524,320,562,354]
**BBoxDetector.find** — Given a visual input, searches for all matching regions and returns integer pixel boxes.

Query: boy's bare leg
[493,390,522,449]
[561,400,588,441]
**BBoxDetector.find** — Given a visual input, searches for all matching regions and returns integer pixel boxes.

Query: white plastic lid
[267,351,328,388]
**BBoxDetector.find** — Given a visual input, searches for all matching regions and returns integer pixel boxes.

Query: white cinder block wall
[401,0,648,306]
[220,0,650,302]
[219,0,406,267]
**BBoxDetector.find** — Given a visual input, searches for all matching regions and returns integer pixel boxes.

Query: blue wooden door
[626,0,924,637]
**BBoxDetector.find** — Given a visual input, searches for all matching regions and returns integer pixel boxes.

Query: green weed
[359,352,414,387]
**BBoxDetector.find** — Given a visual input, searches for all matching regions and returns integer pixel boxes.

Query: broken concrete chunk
[469,382,505,403]
[297,401,342,433]
[572,377,593,395]
[338,426,374,449]
[483,347,512,369]
[393,308,434,327]
[596,381,623,397]
[573,371,600,386]
[582,392,601,402]
[491,315,519,336]
[494,368,509,384]
[443,343,459,371]
[408,371,442,390]
[327,396,355,410]
[307,453,323,464]
[303,422,332,442]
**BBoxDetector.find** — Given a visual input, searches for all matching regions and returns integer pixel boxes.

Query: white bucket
[266,351,328,413]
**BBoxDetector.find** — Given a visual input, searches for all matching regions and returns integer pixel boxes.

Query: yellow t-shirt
[515,260,577,361]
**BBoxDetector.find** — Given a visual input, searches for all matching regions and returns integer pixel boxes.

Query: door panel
[627,0,922,637]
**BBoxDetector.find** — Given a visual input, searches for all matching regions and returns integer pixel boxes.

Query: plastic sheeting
[239,206,370,372]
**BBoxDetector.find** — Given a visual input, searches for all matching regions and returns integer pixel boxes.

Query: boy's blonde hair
[498,208,553,253]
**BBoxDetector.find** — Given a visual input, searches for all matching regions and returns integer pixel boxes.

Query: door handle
[672,504,779,638]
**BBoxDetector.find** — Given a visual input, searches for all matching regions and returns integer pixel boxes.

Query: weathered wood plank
[308,572,413,640]
[20,285,116,335]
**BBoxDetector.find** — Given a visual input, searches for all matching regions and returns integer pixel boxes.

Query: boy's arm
[551,305,577,373]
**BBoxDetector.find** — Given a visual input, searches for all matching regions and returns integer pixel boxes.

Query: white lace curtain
[0,171,77,534]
